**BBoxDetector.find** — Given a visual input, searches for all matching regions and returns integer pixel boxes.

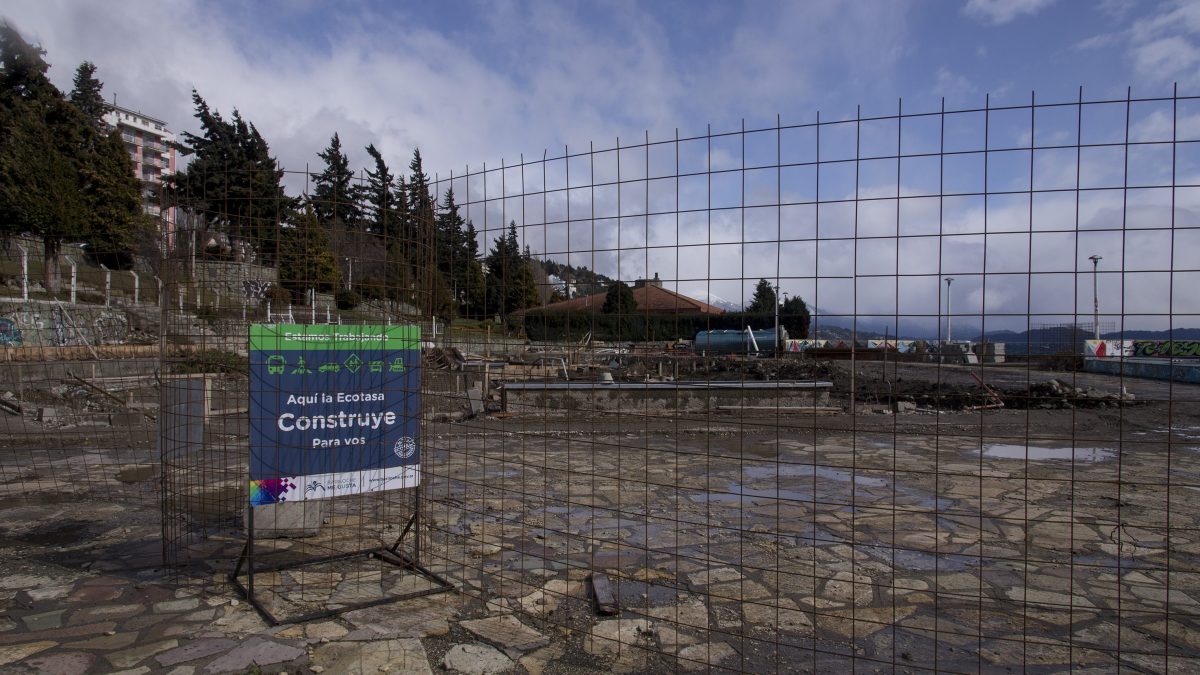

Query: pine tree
[69,62,107,130]
[278,205,340,301]
[364,143,403,238]
[603,280,637,314]
[462,221,485,317]
[166,90,292,263]
[69,61,146,268]
[781,295,811,338]
[484,221,540,316]
[746,278,777,314]
[0,25,142,289]
[311,133,361,229]
[436,187,485,316]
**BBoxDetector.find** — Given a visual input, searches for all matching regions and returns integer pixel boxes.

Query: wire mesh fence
[1,88,1199,670]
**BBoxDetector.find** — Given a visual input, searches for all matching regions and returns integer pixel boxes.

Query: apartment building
[102,104,178,246]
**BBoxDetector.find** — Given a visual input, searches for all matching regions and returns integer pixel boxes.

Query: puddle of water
[21,522,89,546]
[742,463,888,486]
[980,444,1114,462]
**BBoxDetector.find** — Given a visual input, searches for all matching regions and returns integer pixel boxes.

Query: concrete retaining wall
[1084,357,1200,384]
[502,380,832,414]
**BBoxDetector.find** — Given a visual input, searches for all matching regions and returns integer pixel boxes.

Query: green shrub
[335,289,361,310]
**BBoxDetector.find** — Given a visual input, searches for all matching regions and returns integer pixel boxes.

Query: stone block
[245,501,324,539]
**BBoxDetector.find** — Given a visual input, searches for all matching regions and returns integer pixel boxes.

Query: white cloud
[2,1,912,186]
[1076,0,1200,89]
[933,66,977,99]
[963,0,1056,25]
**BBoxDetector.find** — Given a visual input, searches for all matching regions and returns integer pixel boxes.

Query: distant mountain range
[805,314,1200,352]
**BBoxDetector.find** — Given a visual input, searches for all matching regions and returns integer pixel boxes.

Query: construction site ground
[0,358,1198,673]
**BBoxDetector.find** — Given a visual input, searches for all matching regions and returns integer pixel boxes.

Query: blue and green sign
[248,324,421,506]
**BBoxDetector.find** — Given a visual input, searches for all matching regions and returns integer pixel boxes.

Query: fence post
[16,245,28,303]
[65,256,77,305]
[100,264,111,308]
[130,271,139,305]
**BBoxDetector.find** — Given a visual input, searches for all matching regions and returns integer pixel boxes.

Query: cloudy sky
[6,0,1199,334]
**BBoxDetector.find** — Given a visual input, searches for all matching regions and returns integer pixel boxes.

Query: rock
[305,621,348,640]
[310,639,430,675]
[823,571,874,606]
[153,598,201,613]
[644,598,709,629]
[21,651,96,675]
[678,642,737,671]
[460,615,550,655]
[106,640,179,670]
[200,636,305,673]
[22,609,66,631]
[584,618,654,658]
[246,501,325,539]
[342,594,454,638]
[155,639,237,667]
[743,598,813,636]
[441,643,513,675]
[686,567,742,586]
[0,641,57,666]
[518,644,563,675]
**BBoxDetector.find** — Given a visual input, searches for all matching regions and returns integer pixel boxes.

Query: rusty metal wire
[1,88,1198,669]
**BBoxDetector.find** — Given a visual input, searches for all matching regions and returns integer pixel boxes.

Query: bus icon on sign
[266,355,286,375]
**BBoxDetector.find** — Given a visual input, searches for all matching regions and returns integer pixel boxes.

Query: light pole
[773,283,781,355]
[1088,255,1102,341]
[945,277,954,344]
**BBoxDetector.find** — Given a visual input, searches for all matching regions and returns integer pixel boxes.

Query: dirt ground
[1,358,1199,672]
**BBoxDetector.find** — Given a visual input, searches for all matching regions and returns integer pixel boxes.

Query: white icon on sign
[393,436,416,459]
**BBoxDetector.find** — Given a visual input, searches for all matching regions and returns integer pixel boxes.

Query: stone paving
[4,409,1200,672]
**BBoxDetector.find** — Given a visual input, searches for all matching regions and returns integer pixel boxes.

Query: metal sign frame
[230,323,452,624]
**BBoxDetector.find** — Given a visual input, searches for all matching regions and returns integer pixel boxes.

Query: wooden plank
[590,572,619,616]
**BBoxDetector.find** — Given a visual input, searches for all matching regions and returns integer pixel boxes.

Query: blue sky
[6,0,1200,332]
[8,0,1195,173]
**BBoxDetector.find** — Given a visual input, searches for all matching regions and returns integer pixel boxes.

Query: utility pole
[1089,255,1102,341]
[773,283,781,355]
[945,277,954,344]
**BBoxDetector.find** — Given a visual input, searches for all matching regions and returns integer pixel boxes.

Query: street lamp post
[945,277,954,344]
[1088,255,1102,341]
[773,284,781,355]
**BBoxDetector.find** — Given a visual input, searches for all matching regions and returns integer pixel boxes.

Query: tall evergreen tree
[277,205,340,301]
[0,24,143,288]
[435,187,484,315]
[311,133,361,229]
[69,61,145,268]
[484,221,539,316]
[462,220,486,317]
[166,90,292,263]
[746,278,778,314]
[69,62,107,130]
[781,295,812,338]
[602,280,637,314]
[364,143,404,238]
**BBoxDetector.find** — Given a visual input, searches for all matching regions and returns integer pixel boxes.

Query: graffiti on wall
[243,280,275,305]
[1,308,128,347]
[1086,339,1200,358]
[1132,340,1200,357]
[0,317,22,347]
